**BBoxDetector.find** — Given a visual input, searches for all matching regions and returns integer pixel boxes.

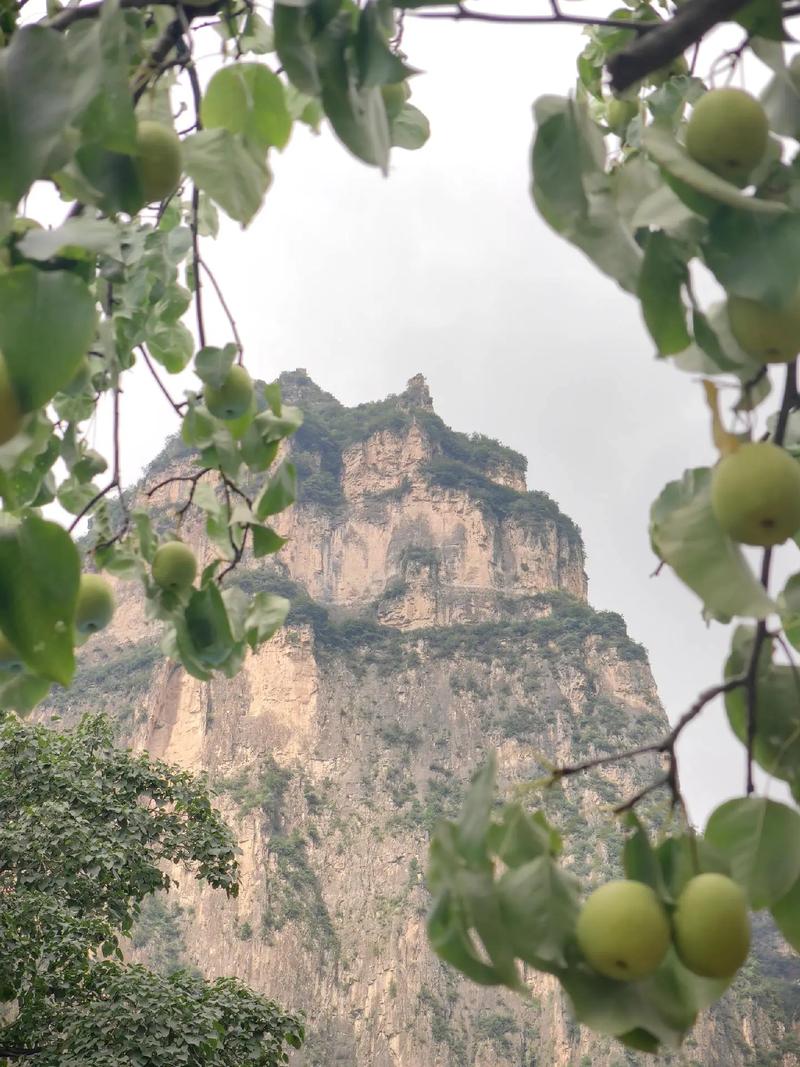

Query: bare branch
[411,3,652,33]
[139,345,184,417]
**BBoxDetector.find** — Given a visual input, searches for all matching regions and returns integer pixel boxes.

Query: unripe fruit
[674,873,750,978]
[685,88,768,185]
[728,291,800,364]
[135,121,183,204]
[711,441,800,546]
[152,540,198,592]
[606,97,638,134]
[0,353,23,446]
[205,365,254,421]
[0,631,23,672]
[75,574,115,635]
[576,880,671,982]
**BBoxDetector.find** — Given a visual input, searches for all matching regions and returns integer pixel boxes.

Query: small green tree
[0,713,303,1062]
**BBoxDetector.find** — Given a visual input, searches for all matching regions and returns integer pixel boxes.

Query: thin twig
[412,4,652,33]
[614,773,670,814]
[552,675,747,782]
[199,258,244,361]
[139,345,184,417]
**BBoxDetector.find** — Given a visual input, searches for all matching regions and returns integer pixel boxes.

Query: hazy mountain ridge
[43,373,799,1066]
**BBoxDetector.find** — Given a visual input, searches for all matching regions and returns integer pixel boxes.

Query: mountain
[43,372,800,1066]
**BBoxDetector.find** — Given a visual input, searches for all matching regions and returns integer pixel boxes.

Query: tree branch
[48,0,223,32]
[607,0,753,92]
[411,3,652,33]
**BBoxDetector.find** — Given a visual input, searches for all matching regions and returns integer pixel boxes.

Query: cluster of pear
[576,874,750,983]
[680,89,800,547]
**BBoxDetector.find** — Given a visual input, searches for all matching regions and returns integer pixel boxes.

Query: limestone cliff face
[48,374,799,1067]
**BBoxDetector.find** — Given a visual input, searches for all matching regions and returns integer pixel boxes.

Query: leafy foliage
[0,712,303,1063]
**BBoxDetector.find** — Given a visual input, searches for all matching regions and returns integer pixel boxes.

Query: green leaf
[704,208,800,307]
[252,405,304,442]
[531,95,641,292]
[68,0,138,154]
[656,833,731,903]
[194,344,237,388]
[735,0,785,40]
[561,947,728,1050]
[771,874,800,951]
[320,29,391,172]
[454,867,521,989]
[202,63,292,151]
[623,814,666,895]
[244,592,290,649]
[17,218,121,261]
[637,231,691,355]
[0,267,95,411]
[649,468,776,622]
[145,320,194,374]
[724,626,800,786]
[251,525,289,557]
[182,129,272,227]
[705,796,800,908]
[456,752,496,867]
[182,584,235,668]
[0,669,51,715]
[0,517,80,687]
[74,143,144,216]
[779,571,800,648]
[496,856,579,969]
[673,301,765,380]
[0,26,73,204]
[486,803,553,867]
[273,2,322,96]
[641,126,786,216]
[255,460,297,518]
[355,2,415,87]
[760,53,800,139]
[427,889,504,986]
[390,103,430,150]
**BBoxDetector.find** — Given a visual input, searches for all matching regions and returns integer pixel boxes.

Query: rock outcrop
[45,373,800,1067]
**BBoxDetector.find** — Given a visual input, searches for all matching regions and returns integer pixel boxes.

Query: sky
[37,6,794,825]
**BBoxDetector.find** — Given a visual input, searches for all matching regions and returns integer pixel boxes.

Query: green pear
[152,541,198,592]
[576,879,670,981]
[711,441,800,546]
[205,365,254,421]
[674,873,750,979]
[136,121,183,204]
[0,353,23,446]
[728,290,800,364]
[685,88,768,185]
[75,574,115,636]
[606,97,638,135]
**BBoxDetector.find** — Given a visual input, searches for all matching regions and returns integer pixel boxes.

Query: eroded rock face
[47,373,799,1067]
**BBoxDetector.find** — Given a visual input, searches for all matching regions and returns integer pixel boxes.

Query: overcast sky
[49,7,794,825]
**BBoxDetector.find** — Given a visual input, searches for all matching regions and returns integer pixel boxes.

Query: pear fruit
[674,873,750,979]
[0,353,23,446]
[205,365,254,421]
[136,121,183,204]
[75,574,115,636]
[728,291,800,364]
[152,540,198,592]
[685,88,768,185]
[576,879,671,981]
[607,97,638,135]
[711,441,800,546]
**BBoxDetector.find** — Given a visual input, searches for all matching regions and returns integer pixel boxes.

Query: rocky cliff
[44,373,799,1067]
